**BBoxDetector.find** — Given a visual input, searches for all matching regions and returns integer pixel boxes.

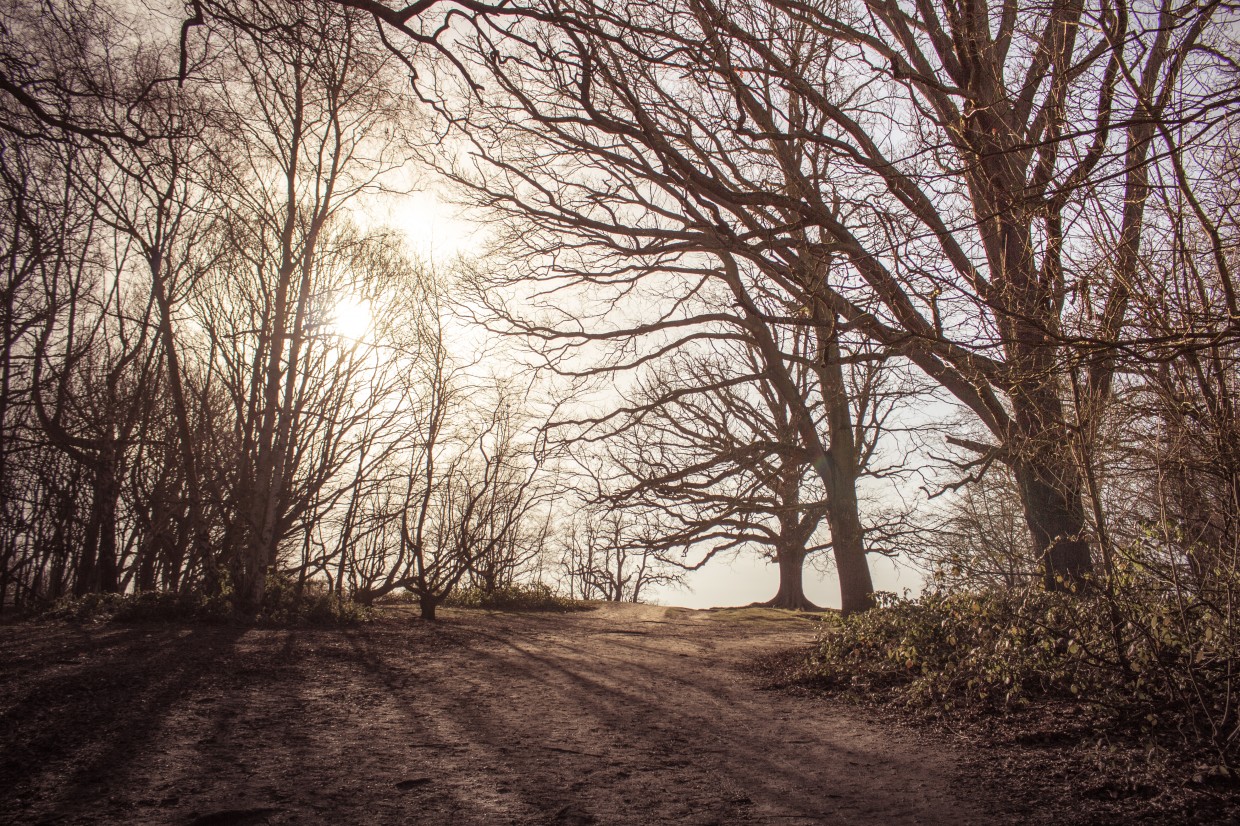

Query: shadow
[330,614,894,825]
[0,623,249,823]
[0,622,153,686]
[1,611,972,825]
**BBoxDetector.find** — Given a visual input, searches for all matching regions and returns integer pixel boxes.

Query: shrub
[114,591,234,623]
[36,575,372,626]
[259,574,374,624]
[39,590,233,624]
[40,592,131,623]
[804,551,1240,768]
[806,589,1110,708]
[445,582,591,612]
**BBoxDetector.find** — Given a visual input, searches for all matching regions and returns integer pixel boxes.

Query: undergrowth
[40,574,372,626]
[800,572,1240,773]
[445,582,591,612]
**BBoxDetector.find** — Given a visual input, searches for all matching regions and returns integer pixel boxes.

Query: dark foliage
[37,575,373,625]
[444,583,592,613]
[801,563,1240,773]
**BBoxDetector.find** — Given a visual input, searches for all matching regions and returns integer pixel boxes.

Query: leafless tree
[356,366,555,618]
[0,0,167,606]
[558,502,685,602]
[594,323,899,610]
[182,0,416,609]
[351,0,1236,597]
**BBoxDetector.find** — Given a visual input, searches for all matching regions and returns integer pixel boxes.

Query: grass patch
[704,606,832,625]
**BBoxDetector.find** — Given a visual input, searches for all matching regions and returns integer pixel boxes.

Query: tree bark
[1012,430,1093,591]
[1005,322,1094,589]
[818,320,875,616]
[75,453,120,596]
[763,546,822,611]
[827,488,874,616]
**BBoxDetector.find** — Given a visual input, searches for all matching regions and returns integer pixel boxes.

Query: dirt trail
[0,603,998,825]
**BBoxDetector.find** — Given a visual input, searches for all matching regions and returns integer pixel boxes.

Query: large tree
[595,314,912,610]
[356,0,1232,591]
[192,0,414,609]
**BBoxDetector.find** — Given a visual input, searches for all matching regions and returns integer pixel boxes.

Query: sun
[332,294,372,342]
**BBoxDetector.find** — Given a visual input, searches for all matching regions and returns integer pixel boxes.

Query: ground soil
[0,603,1090,824]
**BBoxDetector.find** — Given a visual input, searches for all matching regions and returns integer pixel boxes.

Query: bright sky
[648,554,921,610]
[376,187,481,262]
[368,184,931,612]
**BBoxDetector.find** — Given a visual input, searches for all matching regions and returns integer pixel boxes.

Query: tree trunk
[419,593,438,621]
[764,546,822,611]
[74,507,100,598]
[828,492,874,616]
[97,465,119,594]
[818,323,875,616]
[74,457,120,596]
[1009,363,1093,590]
[973,141,1095,592]
[1013,449,1092,591]
[137,539,157,593]
[237,550,269,614]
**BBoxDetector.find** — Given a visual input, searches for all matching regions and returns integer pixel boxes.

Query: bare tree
[360,0,1235,596]
[184,1,415,609]
[0,123,66,608]
[0,0,473,612]
[924,470,1035,590]
[559,502,685,603]
[598,338,828,610]
[360,371,555,618]
[29,194,161,596]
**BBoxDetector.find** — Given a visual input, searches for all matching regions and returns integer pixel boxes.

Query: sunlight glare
[332,295,372,342]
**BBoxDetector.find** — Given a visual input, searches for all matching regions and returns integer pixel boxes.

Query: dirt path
[0,604,999,825]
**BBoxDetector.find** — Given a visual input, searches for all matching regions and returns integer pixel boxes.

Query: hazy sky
[650,554,922,610]
[378,188,930,611]
[376,187,481,261]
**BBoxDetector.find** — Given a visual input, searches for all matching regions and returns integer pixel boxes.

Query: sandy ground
[0,603,1004,825]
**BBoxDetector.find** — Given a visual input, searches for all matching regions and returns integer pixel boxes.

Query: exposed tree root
[754,595,826,613]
